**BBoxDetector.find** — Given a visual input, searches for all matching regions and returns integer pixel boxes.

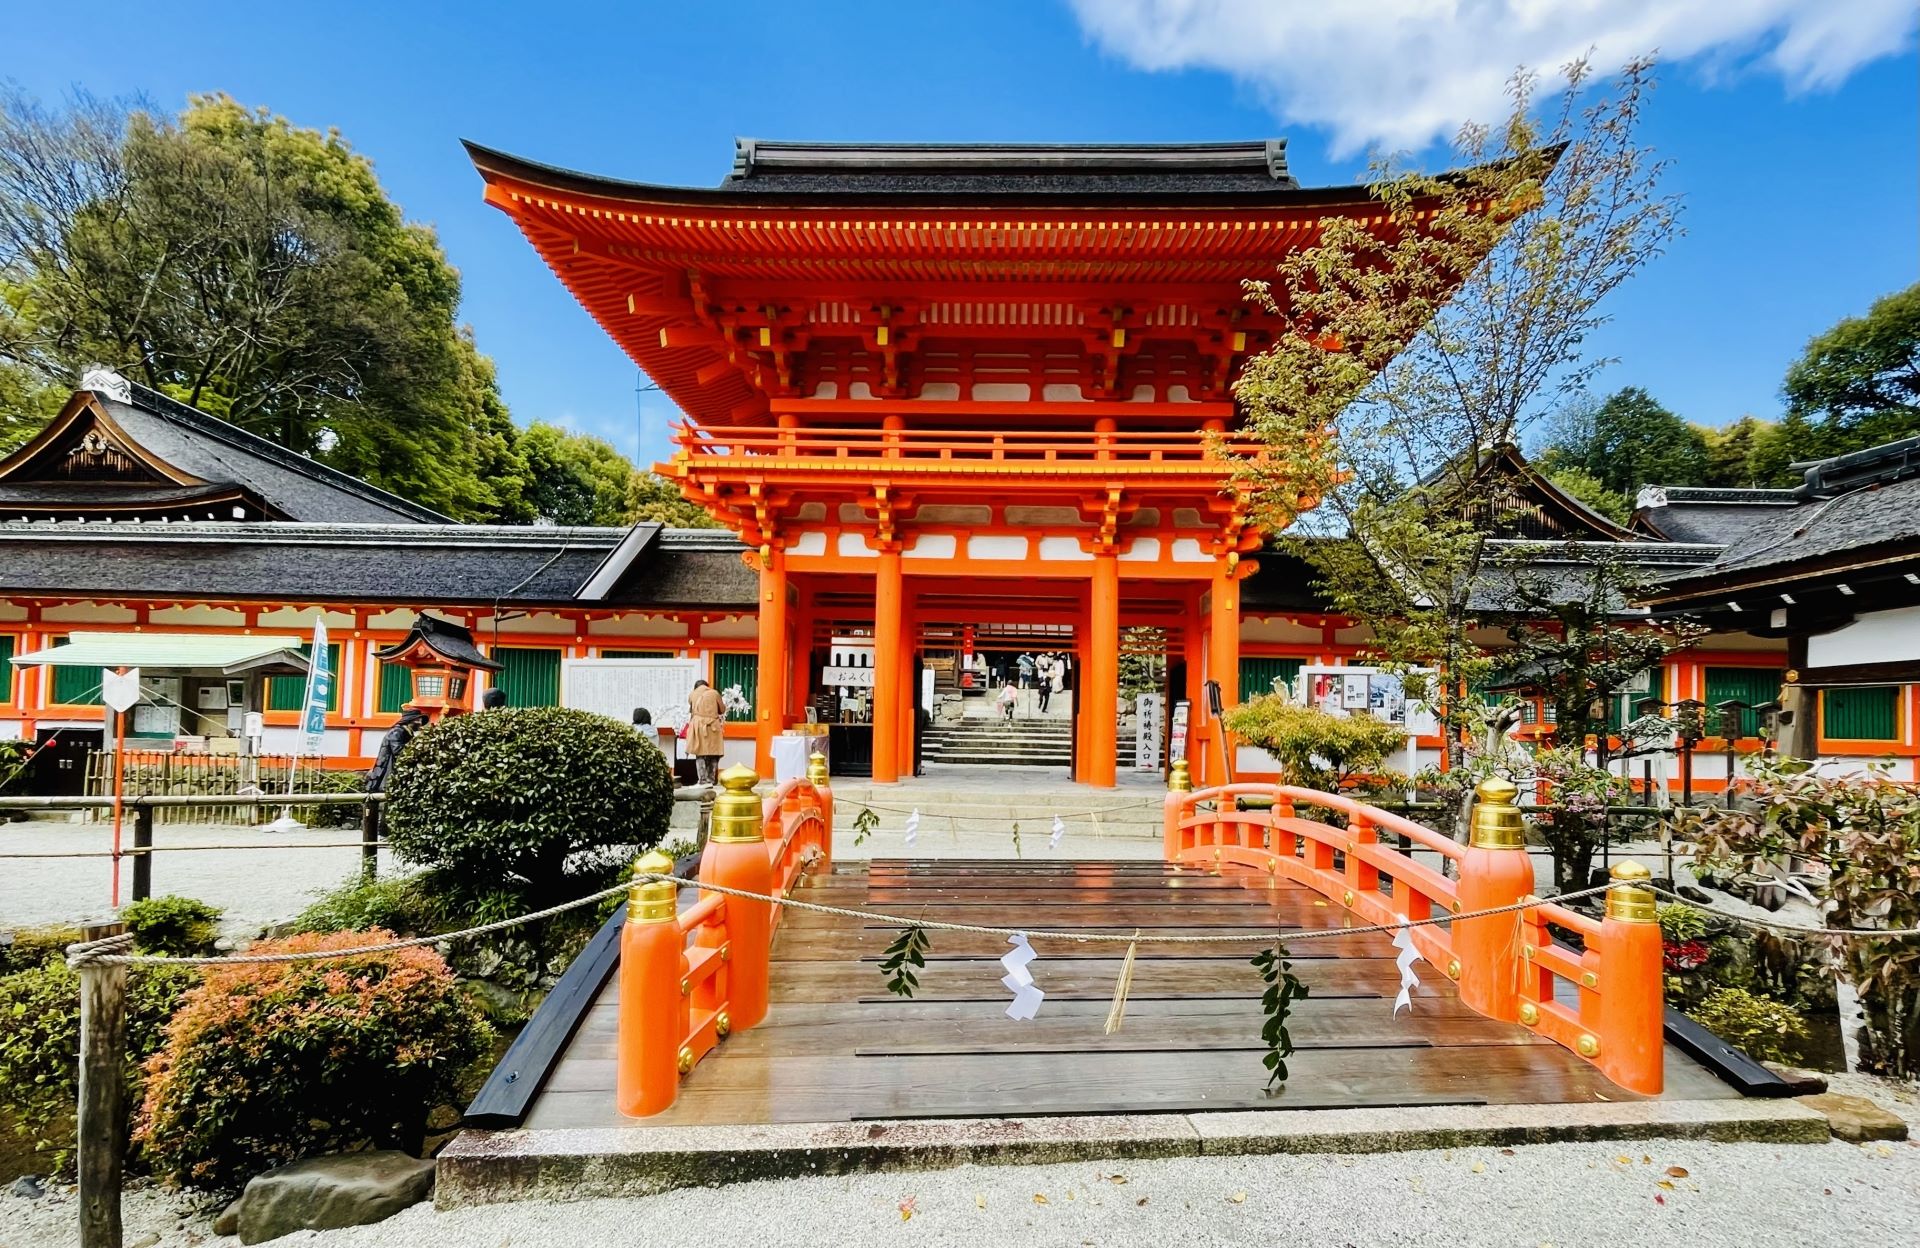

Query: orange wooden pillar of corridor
[871,545,905,783]
[753,544,790,775]
[1208,557,1241,783]
[1083,551,1120,787]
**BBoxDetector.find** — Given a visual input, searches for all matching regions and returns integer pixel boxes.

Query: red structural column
[1208,558,1241,783]
[896,595,916,777]
[1182,596,1208,785]
[754,545,788,775]
[1085,551,1120,787]
[871,546,904,783]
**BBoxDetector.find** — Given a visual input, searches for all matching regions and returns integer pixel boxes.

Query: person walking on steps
[1017,652,1035,689]
[687,679,725,785]
[996,679,1018,722]
[1035,654,1054,712]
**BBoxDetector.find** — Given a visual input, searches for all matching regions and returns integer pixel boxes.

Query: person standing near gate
[1035,654,1054,712]
[1017,652,1035,689]
[686,679,725,785]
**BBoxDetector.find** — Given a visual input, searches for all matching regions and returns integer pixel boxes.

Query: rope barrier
[2,842,387,859]
[1649,885,1920,939]
[67,881,630,968]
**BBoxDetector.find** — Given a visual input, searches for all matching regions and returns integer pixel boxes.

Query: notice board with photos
[561,658,704,731]
[1297,665,1439,737]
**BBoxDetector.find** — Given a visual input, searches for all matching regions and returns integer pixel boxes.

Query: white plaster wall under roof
[0,600,28,623]
[148,604,246,628]
[1037,536,1092,561]
[474,610,572,635]
[699,614,758,639]
[1119,538,1161,562]
[917,382,961,400]
[1041,383,1085,401]
[788,531,828,556]
[367,608,419,631]
[586,613,691,638]
[1242,616,1322,643]
[41,601,136,625]
[1170,538,1208,563]
[968,535,1028,560]
[1809,605,1920,668]
[971,382,1030,401]
[836,532,877,557]
[1704,630,1792,654]
[904,534,958,559]
[1334,624,1372,646]
[257,606,354,630]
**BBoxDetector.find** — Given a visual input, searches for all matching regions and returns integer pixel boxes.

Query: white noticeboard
[561,658,704,732]
[1300,665,1439,738]
[1134,693,1163,771]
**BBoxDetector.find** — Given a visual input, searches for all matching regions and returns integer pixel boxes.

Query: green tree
[515,422,634,526]
[626,470,722,528]
[1574,387,1707,496]
[1784,282,1920,454]
[1700,415,1767,487]
[0,88,517,520]
[1547,466,1630,524]
[1234,59,1679,766]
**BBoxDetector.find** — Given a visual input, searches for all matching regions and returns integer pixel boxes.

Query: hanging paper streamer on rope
[1049,814,1066,850]
[1391,914,1422,1015]
[903,808,921,848]
[1000,932,1044,1020]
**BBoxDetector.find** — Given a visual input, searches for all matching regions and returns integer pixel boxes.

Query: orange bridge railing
[618,759,832,1117]
[1162,770,1664,1096]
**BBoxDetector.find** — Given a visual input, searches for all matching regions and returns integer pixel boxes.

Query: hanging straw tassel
[1105,929,1141,1034]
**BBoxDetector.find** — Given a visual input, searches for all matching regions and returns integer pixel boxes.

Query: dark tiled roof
[1631,485,1802,545]
[461,138,1373,208]
[97,384,450,525]
[1659,473,1920,589]
[1471,541,1725,614]
[0,481,259,510]
[0,522,754,608]
[375,613,503,671]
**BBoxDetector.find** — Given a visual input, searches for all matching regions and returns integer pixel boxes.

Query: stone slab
[1797,1092,1911,1142]
[436,1098,1828,1208]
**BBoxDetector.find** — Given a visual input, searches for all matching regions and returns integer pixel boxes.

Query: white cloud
[1066,0,1917,155]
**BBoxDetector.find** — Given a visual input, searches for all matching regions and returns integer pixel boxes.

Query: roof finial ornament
[80,366,131,403]
[1635,485,1669,511]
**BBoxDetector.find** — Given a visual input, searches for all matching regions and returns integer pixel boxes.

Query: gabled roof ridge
[107,381,453,524]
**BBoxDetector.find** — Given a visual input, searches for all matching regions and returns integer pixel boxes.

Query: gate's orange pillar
[1182,602,1208,785]
[1209,558,1241,783]
[1085,552,1120,787]
[754,544,788,775]
[871,547,903,783]
[897,595,916,776]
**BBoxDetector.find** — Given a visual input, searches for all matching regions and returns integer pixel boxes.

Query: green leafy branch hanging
[880,926,931,997]
[1252,939,1309,1092]
[852,805,879,847]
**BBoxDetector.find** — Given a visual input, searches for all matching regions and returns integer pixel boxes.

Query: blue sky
[8,2,1916,468]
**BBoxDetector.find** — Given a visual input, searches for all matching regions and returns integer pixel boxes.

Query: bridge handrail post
[1597,861,1664,1094]
[617,850,688,1117]
[704,764,775,1033]
[807,752,833,873]
[1454,777,1534,1022]
[1163,758,1192,858]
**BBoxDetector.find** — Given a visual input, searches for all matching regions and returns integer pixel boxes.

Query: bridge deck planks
[522,859,1736,1131]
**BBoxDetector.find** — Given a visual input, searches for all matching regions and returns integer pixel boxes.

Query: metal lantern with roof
[372,613,503,722]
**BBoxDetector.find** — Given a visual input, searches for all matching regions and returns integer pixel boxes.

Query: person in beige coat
[686,679,726,784]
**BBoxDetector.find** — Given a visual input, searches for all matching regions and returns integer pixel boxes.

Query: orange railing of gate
[618,759,833,1117]
[1162,770,1664,1096]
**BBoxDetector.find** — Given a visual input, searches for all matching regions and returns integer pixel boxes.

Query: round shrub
[135,931,492,1190]
[121,895,223,957]
[384,707,672,904]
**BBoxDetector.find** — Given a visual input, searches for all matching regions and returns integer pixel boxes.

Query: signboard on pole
[1134,693,1163,771]
[1169,699,1190,763]
[298,621,332,756]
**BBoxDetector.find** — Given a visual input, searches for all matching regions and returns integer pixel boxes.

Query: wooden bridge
[506,761,1741,1134]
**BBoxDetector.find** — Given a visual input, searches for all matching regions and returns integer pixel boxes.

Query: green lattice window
[267,644,341,712]
[711,653,758,721]
[1822,686,1901,742]
[0,635,13,705]
[492,646,561,708]
[1703,667,1783,737]
[377,661,415,714]
[1239,657,1303,703]
[50,638,101,706]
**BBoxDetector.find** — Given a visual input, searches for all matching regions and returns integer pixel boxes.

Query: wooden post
[617,852,686,1117]
[360,797,381,883]
[130,805,153,903]
[1086,552,1120,787]
[754,544,788,776]
[76,921,128,1248]
[870,548,903,784]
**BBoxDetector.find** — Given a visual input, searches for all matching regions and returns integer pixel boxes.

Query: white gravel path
[7,1076,1916,1248]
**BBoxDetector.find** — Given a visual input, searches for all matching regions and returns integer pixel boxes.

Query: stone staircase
[920,715,1140,769]
[823,781,1168,840]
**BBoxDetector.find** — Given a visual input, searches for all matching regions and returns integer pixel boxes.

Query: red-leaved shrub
[134,930,491,1189]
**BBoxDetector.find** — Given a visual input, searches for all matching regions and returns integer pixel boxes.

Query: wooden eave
[0,391,207,488]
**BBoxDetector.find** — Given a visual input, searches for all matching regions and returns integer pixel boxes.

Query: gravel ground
[0,818,400,934]
[6,1077,1915,1248]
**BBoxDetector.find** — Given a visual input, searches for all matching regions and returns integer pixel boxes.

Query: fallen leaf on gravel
[1654,1195,1666,1206]
[1033,1194,1050,1206]
[1136,1197,1149,1206]
[1227,1191,1248,1204]
[1665,1166,1688,1178]
[1470,1162,1486,1174]
[1499,1148,1516,1156]
[1641,1155,1652,1165]
[1614,1155,1633,1166]
[1065,1190,1076,1201]
[899,1197,917,1221]
[976,1194,987,1210]
[1108,1175,1128,1185]
[1656,1180,1675,1191]
[1824,1189,1833,1196]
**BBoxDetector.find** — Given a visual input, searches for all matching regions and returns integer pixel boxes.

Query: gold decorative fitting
[806,752,829,787]
[1518,1002,1540,1025]
[1522,945,1534,960]
[1168,758,1192,792]
[715,1011,732,1038]
[720,944,730,963]
[1577,1034,1601,1058]
[1581,971,1599,988]
[679,978,690,997]
[1445,959,1461,980]
[710,764,765,842]
[1342,889,1355,908]
[1605,861,1658,924]
[676,1045,695,1075]
[627,850,678,922]
[1468,776,1526,850]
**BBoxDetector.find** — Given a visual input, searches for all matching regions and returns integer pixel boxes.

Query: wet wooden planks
[522,859,1735,1131]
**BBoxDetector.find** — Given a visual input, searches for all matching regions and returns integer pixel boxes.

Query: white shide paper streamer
[1391,914,1422,1015]
[1000,932,1044,1020]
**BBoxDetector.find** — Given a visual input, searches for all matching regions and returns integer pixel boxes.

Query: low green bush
[1656,902,1712,943]
[1686,985,1808,1065]
[0,925,82,976]
[291,873,448,937]
[0,957,198,1173]
[121,895,223,957]
[384,706,672,908]
[136,930,492,1191]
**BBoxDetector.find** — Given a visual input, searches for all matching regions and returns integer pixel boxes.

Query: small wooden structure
[372,613,502,721]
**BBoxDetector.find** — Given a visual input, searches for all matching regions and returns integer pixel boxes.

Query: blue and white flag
[298,620,331,755]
